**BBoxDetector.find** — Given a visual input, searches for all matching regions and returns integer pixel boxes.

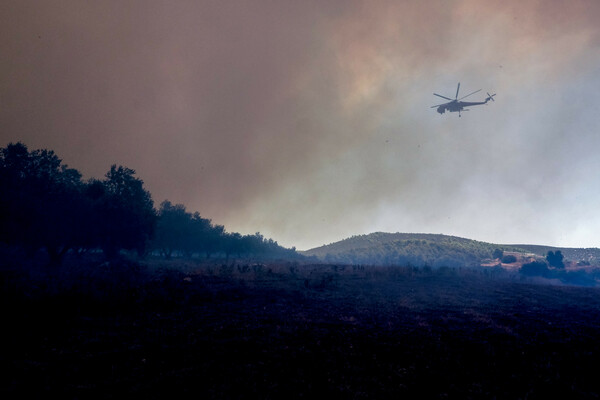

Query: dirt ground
[3,259,600,398]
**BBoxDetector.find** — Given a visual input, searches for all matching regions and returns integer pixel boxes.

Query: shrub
[546,251,565,268]
[520,261,550,278]
[501,255,517,264]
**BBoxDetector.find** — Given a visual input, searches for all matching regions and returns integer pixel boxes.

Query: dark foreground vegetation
[4,251,600,399]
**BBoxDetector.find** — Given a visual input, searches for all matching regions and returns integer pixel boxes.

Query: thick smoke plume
[2,1,600,249]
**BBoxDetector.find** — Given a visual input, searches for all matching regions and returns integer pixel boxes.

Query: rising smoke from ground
[2,1,600,249]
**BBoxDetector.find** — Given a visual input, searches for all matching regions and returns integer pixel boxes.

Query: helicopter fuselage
[437,100,489,114]
[432,83,495,116]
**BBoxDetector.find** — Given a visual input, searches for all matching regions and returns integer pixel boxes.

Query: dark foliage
[518,260,599,286]
[0,143,156,262]
[0,143,86,263]
[151,200,298,260]
[492,248,504,259]
[547,250,565,268]
[95,165,156,258]
[501,254,517,264]
[0,143,298,264]
[520,260,551,277]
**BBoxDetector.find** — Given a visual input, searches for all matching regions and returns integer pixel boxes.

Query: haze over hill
[3,1,600,250]
[303,232,600,267]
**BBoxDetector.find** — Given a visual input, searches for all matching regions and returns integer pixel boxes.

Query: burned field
[4,259,600,398]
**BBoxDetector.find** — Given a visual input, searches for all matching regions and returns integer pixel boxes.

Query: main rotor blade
[433,93,453,101]
[459,89,482,100]
[455,82,460,99]
[431,103,446,108]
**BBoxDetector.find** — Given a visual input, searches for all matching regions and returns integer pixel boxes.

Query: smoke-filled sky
[2,0,600,250]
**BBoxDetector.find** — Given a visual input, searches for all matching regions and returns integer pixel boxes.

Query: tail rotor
[486,92,496,102]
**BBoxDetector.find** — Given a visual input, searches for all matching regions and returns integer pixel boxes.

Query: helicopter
[431,83,496,117]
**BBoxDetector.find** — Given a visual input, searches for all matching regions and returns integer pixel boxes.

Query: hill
[506,244,600,265]
[302,232,600,267]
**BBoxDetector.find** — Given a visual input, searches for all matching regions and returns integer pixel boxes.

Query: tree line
[0,142,298,264]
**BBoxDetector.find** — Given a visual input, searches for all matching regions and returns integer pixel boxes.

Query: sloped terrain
[509,244,600,264]
[303,232,600,267]
[303,232,525,267]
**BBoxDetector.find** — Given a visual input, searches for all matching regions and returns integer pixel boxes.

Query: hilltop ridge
[302,232,600,267]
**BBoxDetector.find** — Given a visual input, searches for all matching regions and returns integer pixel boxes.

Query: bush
[546,251,565,268]
[561,270,596,286]
[501,255,517,264]
[520,261,550,278]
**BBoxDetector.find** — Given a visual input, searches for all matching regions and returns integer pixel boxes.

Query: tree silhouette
[154,201,192,259]
[152,201,226,259]
[0,142,86,264]
[546,250,565,268]
[190,213,223,258]
[501,254,517,264]
[1,143,297,264]
[520,261,551,277]
[492,248,503,260]
[96,165,156,258]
